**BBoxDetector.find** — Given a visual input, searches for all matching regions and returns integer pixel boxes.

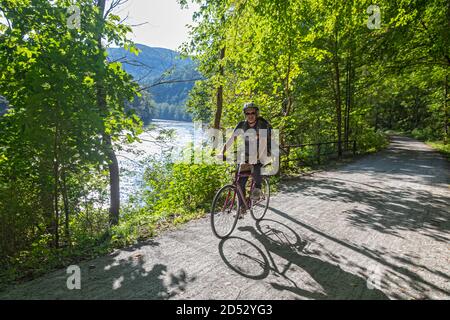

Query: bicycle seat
[239,163,253,172]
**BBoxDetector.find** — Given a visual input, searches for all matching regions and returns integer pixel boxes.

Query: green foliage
[186,80,214,122]
[411,128,439,141]
[355,129,389,154]
[427,141,450,160]
[182,0,448,152]
[143,151,231,217]
[110,207,158,246]
[105,150,231,247]
[0,0,142,287]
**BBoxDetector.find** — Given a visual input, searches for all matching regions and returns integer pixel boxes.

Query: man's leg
[252,163,262,189]
[251,163,263,200]
[238,175,248,207]
[237,175,249,218]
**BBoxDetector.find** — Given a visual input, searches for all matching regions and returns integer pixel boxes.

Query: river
[117,119,195,204]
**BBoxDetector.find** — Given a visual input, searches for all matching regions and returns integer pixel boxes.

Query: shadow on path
[267,206,450,298]
[1,240,196,300]
[282,176,449,242]
[219,218,388,299]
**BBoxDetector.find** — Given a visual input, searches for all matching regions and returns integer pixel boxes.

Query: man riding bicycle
[218,102,272,217]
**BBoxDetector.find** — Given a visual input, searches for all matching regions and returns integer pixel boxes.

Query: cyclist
[219,102,272,218]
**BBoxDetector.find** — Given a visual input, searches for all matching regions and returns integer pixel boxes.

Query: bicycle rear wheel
[250,177,270,221]
[211,184,240,239]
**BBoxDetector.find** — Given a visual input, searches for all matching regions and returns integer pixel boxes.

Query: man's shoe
[251,188,262,201]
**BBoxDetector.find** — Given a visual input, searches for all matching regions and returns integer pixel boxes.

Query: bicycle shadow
[218,236,271,280]
[219,218,388,299]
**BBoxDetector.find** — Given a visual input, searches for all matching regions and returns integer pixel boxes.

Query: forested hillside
[108,45,200,122]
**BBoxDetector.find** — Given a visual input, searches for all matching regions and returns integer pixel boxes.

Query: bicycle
[211,163,270,239]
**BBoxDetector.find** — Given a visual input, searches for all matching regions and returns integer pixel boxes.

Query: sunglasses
[245,112,256,115]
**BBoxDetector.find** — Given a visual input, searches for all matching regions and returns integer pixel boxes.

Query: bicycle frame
[219,165,252,214]
[228,164,255,212]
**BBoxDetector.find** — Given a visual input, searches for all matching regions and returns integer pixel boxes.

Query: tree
[0,0,141,253]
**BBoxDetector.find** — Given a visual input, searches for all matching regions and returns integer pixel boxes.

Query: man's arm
[220,121,244,155]
[258,117,272,156]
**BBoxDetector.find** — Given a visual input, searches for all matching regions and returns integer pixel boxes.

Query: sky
[112,0,199,51]
[0,0,197,51]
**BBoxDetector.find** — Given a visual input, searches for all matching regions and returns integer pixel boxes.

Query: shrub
[356,128,389,153]
[143,151,231,217]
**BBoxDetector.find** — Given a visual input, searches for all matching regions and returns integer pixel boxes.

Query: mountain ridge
[107,44,200,106]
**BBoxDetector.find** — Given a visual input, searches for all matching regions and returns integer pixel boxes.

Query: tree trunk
[214,46,225,129]
[445,73,449,144]
[374,106,379,131]
[281,38,293,154]
[344,57,351,150]
[333,40,343,158]
[61,169,70,244]
[40,164,55,241]
[106,135,120,226]
[413,94,420,129]
[53,125,59,248]
[96,0,120,226]
[349,61,355,138]
[445,0,449,144]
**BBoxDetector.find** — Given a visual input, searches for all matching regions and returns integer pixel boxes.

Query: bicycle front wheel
[250,177,270,221]
[211,184,240,239]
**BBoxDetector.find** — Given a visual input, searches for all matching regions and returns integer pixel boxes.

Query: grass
[426,141,450,161]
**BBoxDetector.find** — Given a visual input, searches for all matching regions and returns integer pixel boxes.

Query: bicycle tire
[250,177,270,221]
[211,184,240,239]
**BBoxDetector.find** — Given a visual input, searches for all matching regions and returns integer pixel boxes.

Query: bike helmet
[243,102,259,113]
